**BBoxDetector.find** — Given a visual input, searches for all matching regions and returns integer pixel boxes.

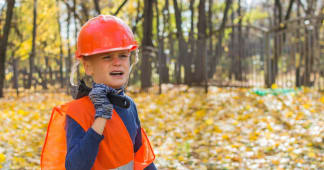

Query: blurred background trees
[0,0,323,97]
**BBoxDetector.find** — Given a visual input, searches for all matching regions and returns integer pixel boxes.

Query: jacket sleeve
[65,115,104,170]
[144,163,157,170]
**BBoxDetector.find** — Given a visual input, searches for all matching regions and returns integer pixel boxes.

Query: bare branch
[113,0,128,16]
[285,0,295,20]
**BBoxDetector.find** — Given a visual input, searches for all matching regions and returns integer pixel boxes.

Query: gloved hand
[89,83,114,119]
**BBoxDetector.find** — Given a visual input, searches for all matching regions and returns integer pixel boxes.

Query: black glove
[89,83,115,119]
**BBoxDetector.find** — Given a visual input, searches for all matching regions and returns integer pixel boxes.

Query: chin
[111,85,123,89]
[108,81,125,89]
[105,76,127,89]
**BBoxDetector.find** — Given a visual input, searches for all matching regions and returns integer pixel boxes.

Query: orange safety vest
[41,96,155,170]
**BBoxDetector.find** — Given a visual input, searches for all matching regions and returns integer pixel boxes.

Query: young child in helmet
[41,15,156,170]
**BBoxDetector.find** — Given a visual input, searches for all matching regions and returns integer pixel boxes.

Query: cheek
[124,62,130,74]
[103,65,112,77]
[94,63,110,78]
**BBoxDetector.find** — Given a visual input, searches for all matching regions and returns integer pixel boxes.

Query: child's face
[82,50,130,89]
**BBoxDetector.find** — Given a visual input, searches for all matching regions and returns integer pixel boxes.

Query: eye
[120,54,128,58]
[103,55,111,59]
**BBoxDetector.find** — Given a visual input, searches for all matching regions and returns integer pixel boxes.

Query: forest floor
[0,85,323,169]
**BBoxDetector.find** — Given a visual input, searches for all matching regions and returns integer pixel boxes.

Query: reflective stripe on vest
[41,96,155,170]
[111,160,133,170]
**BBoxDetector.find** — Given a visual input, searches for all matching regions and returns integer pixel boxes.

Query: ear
[82,60,94,76]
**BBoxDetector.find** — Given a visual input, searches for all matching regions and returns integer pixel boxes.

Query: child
[41,15,156,170]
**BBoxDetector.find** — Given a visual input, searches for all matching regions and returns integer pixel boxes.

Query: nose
[112,55,121,66]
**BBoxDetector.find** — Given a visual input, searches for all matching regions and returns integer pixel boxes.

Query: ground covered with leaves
[0,86,323,169]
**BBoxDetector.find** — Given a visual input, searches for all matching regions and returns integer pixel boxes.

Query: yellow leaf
[5,72,13,81]
[232,120,238,126]
[205,118,213,125]
[222,134,230,140]
[287,147,294,152]
[280,23,285,28]
[249,132,260,141]
[303,103,310,109]
[0,153,5,163]
[272,159,280,165]
[224,46,229,52]
[285,111,293,118]
[231,144,239,148]
[308,152,316,158]
[213,125,222,133]
[271,84,278,89]
[178,155,185,161]
[195,109,206,118]
[267,124,273,131]
[296,112,304,120]
[17,109,28,116]
[296,158,304,163]
[320,96,324,103]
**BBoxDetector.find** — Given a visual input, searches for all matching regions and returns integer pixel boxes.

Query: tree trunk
[0,0,15,97]
[303,28,313,86]
[56,0,64,88]
[171,0,181,84]
[236,0,243,81]
[131,0,142,35]
[155,0,161,93]
[35,66,47,89]
[173,0,189,84]
[45,56,51,84]
[295,0,303,87]
[21,68,28,88]
[302,0,316,87]
[208,0,232,79]
[229,5,235,80]
[166,0,175,83]
[161,0,169,84]
[207,0,213,75]
[80,2,89,22]
[12,57,19,96]
[93,0,101,15]
[72,0,81,81]
[64,2,72,90]
[195,0,207,89]
[27,0,37,89]
[155,0,166,93]
[188,0,195,85]
[9,49,19,96]
[140,0,153,90]
[270,0,283,86]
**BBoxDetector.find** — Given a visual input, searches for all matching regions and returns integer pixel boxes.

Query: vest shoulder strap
[64,96,95,131]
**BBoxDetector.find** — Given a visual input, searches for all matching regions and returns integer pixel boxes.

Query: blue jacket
[64,91,156,170]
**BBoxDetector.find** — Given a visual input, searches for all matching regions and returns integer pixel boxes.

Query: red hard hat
[75,15,138,59]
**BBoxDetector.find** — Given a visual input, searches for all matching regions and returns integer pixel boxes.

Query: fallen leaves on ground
[0,89,71,169]
[130,85,324,169]
[0,86,323,169]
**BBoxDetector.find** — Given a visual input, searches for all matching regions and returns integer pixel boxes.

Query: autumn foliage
[0,86,323,169]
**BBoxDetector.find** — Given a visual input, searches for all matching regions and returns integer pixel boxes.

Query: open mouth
[110,71,124,76]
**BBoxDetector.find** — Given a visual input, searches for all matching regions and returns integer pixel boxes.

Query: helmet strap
[70,59,80,87]
[119,49,139,92]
